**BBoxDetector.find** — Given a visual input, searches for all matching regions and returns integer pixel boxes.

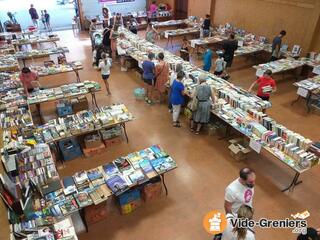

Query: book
[62,176,77,195]
[114,157,132,173]
[105,175,128,195]
[59,196,78,216]
[150,157,177,174]
[73,192,93,208]
[102,162,119,177]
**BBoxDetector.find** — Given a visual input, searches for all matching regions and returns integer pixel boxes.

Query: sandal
[195,131,200,135]
[190,127,194,132]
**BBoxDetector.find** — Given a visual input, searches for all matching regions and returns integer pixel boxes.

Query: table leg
[120,122,129,143]
[291,95,301,106]
[74,70,81,83]
[306,93,312,113]
[281,172,302,192]
[161,174,168,196]
[79,208,88,232]
[170,36,173,49]
[53,142,64,166]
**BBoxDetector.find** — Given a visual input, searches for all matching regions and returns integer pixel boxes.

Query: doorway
[174,0,188,19]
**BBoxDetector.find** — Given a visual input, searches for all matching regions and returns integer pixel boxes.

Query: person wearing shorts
[98,53,112,95]
[142,52,155,104]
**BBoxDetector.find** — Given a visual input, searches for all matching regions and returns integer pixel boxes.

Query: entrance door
[174,0,188,20]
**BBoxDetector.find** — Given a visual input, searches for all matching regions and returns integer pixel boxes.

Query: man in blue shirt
[203,47,213,72]
[170,71,185,127]
[142,52,155,104]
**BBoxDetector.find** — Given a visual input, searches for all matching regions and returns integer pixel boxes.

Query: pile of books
[12,35,60,46]
[164,27,200,38]
[27,81,101,104]
[30,61,83,77]
[13,47,69,59]
[0,54,19,71]
[14,144,59,188]
[213,104,319,170]
[33,103,133,143]
[253,58,306,75]
[295,76,320,92]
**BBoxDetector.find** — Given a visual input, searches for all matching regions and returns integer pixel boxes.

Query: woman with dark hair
[102,26,111,53]
[19,67,39,95]
[142,52,156,104]
[154,52,169,103]
[180,37,190,61]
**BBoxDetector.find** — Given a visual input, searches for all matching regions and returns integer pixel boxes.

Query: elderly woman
[190,74,215,134]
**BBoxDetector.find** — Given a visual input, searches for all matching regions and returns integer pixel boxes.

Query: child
[214,53,227,77]
[98,53,112,95]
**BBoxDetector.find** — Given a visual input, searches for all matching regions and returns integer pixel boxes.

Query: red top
[150,3,158,13]
[19,71,38,90]
[256,76,276,97]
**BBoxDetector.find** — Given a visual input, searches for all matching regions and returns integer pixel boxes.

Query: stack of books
[27,81,101,104]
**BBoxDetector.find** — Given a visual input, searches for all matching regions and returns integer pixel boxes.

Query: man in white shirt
[224,168,256,215]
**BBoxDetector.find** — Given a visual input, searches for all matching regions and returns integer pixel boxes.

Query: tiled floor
[1,29,319,240]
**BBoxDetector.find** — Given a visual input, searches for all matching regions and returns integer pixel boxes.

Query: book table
[209,108,317,192]
[292,76,320,113]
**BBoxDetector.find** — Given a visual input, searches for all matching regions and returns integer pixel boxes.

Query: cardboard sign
[297,87,309,98]
[249,139,262,153]
[255,68,264,77]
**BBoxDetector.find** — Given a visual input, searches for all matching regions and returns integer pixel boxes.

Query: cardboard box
[84,201,108,225]
[71,96,89,113]
[228,138,251,161]
[103,136,122,148]
[142,177,162,202]
[84,133,102,149]
[83,143,105,157]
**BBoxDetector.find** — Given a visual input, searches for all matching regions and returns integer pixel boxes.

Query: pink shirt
[150,3,157,13]
[20,71,38,90]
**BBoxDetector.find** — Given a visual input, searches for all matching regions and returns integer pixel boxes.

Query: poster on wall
[99,0,135,3]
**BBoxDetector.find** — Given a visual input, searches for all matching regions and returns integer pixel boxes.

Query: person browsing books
[222,205,255,240]
[271,30,286,61]
[170,71,185,128]
[214,52,227,77]
[180,37,190,61]
[142,52,156,104]
[222,33,238,68]
[203,47,213,72]
[225,168,255,215]
[202,14,211,38]
[248,69,276,101]
[19,67,40,95]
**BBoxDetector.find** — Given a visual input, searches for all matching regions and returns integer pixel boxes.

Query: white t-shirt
[215,58,226,72]
[225,178,254,215]
[99,59,112,75]
[222,213,255,240]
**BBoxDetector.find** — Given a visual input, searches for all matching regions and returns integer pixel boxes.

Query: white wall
[80,0,146,18]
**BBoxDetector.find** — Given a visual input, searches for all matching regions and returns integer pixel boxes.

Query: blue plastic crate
[118,188,141,206]
[58,138,82,161]
[134,88,145,100]
[57,103,73,117]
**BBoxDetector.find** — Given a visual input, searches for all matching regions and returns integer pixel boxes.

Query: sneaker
[121,67,127,72]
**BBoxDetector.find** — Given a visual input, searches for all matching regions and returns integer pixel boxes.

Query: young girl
[214,53,227,77]
[98,53,112,95]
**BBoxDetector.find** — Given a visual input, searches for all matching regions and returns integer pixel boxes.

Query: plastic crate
[56,102,73,117]
[58,138,82,161]
[134,88,145,100]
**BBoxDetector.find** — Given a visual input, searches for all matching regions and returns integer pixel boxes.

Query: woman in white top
[222,205,255,240]
[98,53,112,95]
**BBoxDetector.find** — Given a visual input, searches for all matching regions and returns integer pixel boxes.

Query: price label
[297,87,309,98]
[164,31,169,39]
[312,65,320,75]
[190,40,196,48]
[249,138,262,153]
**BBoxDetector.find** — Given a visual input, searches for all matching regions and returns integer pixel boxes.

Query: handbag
[188,88,198,111]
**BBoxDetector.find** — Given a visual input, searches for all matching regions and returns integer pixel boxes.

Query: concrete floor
[1,29,320,240]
